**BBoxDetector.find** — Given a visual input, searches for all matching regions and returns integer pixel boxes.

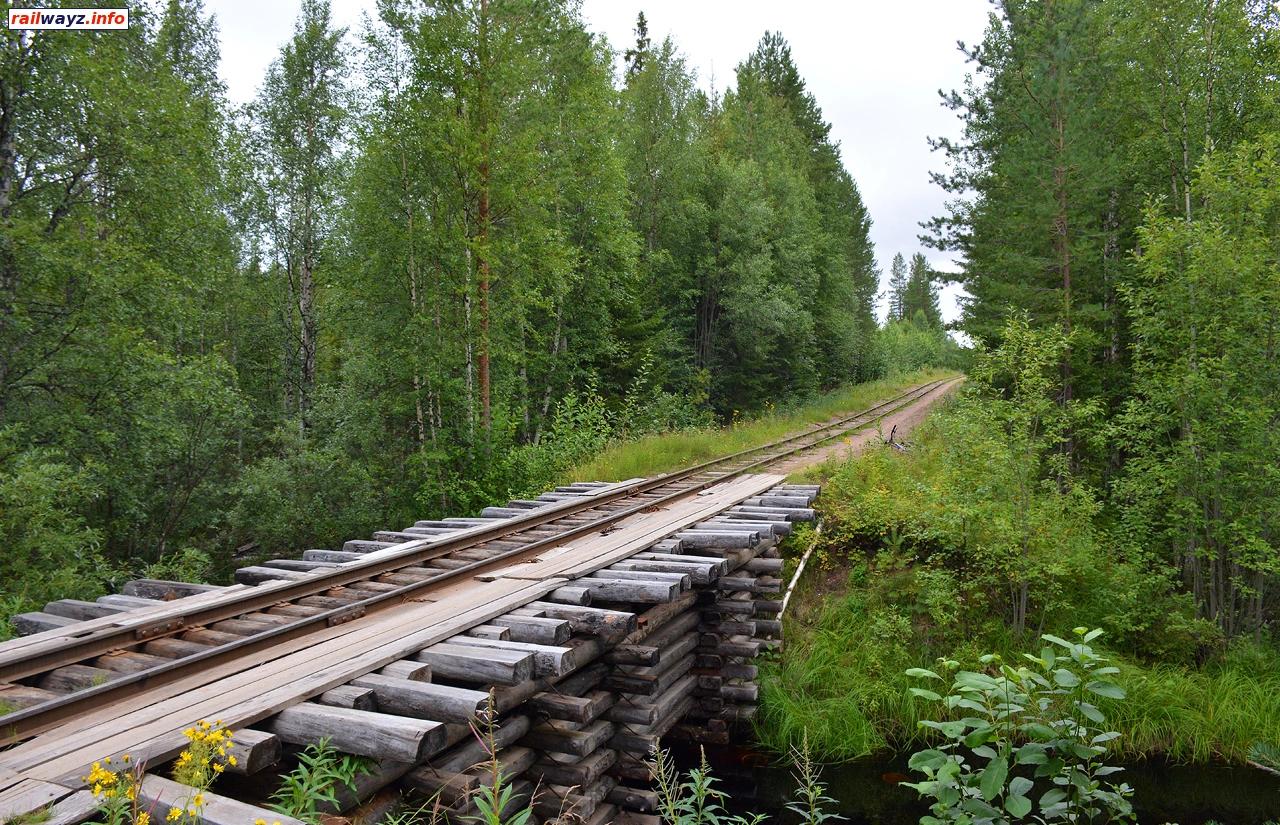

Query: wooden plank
[43,788,96,825]
[138,774,305,825]
[0,778,73,822]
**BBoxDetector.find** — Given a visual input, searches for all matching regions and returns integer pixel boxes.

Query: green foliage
[1114,137,1280,638]
[650,748,766,825]
[904,628,1134,824]
[0,430,115,638]
[269,738,369,825]
[785,734,845,825]
[875,320,968,377]
[0,1,890,621]
[759,361,1280,764]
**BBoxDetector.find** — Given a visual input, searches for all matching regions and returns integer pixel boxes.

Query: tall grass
[561,369,955,484]
[758,582,1280,764]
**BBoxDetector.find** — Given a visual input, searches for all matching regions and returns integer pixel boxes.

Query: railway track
[0,378,953,825]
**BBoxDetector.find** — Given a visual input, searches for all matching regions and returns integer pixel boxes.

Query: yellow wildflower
[227,756,238,767]
[192,793,204,808]
[255,819,267,825]
[167,808,183,822]
[137,813,151,825]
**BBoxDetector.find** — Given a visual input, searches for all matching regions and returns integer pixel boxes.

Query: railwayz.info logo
[8,7,129,29]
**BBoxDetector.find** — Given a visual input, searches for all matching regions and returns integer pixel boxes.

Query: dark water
[670,743,1280,825]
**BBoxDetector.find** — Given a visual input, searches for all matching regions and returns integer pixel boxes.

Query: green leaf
[1005,794,1032,818]
[1014,743,1048,765]
[1040,634,1073,649]
[1053,669,1080,687]
[908,749,949,772]
[1086,680,1125,699]
[1039,788,1067,810]
[1008,777,1033,797]
[963,726,995,749]
[1021,723,1057,741]
[910,687,943,701]
[979,754,1008,801]
[1077,702,1106,723]
[906,668,942,680]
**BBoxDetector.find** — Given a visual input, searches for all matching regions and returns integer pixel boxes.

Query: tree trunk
[476,0,492,436]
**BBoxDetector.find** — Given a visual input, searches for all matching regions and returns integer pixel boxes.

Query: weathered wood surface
[0,473,783,787]
[138,774,305,825]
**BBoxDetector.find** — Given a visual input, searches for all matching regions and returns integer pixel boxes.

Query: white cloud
[211,0,988,323]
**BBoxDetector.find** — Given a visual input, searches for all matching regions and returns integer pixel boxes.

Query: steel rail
[0,378,951,744]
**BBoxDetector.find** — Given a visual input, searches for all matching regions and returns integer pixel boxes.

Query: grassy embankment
[757,389,1280,765]
[562,368,956,484]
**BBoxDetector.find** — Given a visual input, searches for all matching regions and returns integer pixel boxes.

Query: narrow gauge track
[0,378,950,745]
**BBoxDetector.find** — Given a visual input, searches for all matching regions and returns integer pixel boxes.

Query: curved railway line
[0,377,956,825]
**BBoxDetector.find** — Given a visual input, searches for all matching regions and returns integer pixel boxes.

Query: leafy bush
[874,318,969,377]
[269,738,368,824]
[904,628,1134,824]
[0,431,118,637]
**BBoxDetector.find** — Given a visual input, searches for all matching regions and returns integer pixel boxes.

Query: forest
[757,0,1280,814]
[0,0,962,628]
[4,0,1280,817]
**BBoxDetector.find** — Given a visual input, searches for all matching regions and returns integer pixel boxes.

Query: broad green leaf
[906,668,942,680]
[1039,788,1067,810]
[979,754,1008,801]
[1008,777,1033,797]
[1086,680,1125,699]
[910,687,943,701]
[964,726,995,749]
[1005,794,1032,818]
[1014,744,1048,765]
[1053,669,1080,687]
[908,749,949,771]
[1078,702,1106,723]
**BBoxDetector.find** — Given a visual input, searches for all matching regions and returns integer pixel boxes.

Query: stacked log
[4,480,818,825]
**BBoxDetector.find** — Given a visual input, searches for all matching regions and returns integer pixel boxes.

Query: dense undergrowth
[759,328,1280,766]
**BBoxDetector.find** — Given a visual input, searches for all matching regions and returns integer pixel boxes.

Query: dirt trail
[770,377,964,476]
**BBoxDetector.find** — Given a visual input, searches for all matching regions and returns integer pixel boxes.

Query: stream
[670,743,1280,824]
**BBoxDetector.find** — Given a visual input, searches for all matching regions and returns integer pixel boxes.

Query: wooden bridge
[0,380,950,825]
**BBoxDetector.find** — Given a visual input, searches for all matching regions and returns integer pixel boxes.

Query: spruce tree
[903,253,942,327]
[887,252,908,321]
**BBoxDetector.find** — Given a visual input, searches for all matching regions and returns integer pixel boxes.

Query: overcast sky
[209,0,991,323]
